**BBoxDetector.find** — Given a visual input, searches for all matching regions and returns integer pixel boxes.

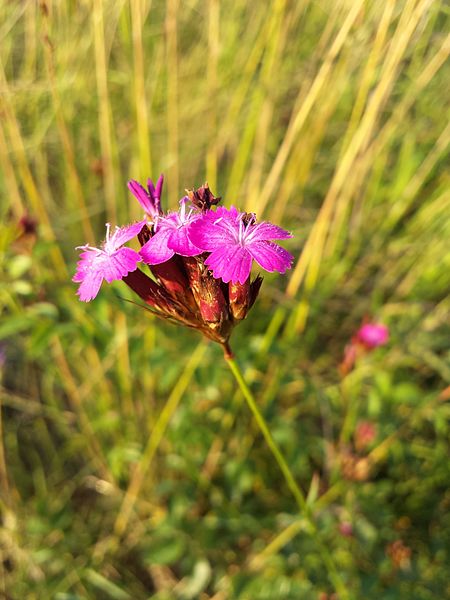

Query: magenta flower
[356,323,389,348]
[139,197,201,265]
[189,206,293,284]
[127,174,164,219]
[355,420,377,450]
[73,176,295,355]
[73,220,146,301]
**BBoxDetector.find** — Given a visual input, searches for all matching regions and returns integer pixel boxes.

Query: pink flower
[339,522,353,537]
[355,420,377,451]
[73,220,146,301]
[127,174,164,219]
[139,197,202,265]
[189,206,294,284]
[356,323,389,348]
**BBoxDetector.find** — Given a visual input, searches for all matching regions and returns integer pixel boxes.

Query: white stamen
[179,200,186,223]
[238,218,244,244]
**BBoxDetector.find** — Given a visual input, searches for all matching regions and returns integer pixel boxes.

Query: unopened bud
[182,256,233,341]
[151,256,193,304]
[183,257,229,328]
[229,280,250,320]
[137,224,152,246]
[187,183,221,211]
[182,256,203,298]
[199,276,228,327]
[123,268,169,311]
[249,275,263,309]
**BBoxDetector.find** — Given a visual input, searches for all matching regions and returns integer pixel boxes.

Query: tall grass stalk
[256,0,365,217]
[206,0,219,190]
[165,0,179,206]
[93,0,117,223]
[113,340,207,539]
[131,0,152,181]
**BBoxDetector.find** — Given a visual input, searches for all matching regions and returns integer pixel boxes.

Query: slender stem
[225,353,350,599]
[225,355,307,513]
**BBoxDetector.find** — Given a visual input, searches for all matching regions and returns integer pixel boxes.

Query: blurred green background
[1,1,449,598]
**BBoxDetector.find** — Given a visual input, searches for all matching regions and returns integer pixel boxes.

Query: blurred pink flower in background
[356,322,389,349]
[339,522,354,537]
[339,320,389,375]
[354,420,377,451]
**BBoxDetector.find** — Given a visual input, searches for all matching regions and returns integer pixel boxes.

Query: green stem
[226,355,307,513]
[225,353,350,600]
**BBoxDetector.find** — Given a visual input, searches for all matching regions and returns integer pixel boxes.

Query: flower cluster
[73,176,294,354]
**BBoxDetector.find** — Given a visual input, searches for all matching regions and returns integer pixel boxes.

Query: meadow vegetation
[0,1,449,598]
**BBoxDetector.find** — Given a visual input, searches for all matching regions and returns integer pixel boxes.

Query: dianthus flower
[139,196,201,264]
[73,220,146,302]
[356,323,389,348]
[189,206,293,284]
[73,177,294,355]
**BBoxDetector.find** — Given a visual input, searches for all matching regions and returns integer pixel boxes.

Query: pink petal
[245,222,292,243]
[128,181,153,213]
[73,247,141,302]
[247,240,293,274]
[215,205,241,221]
[148,174,164,200]
[77,270,104,302]
[139,227,175,264]
[72,249,98,282]
[100,248,141,283]
[167,225,202,256]
[205,246,252,284]
[155,212,178,231]
[189,213,237,250]
[108,220,147,250]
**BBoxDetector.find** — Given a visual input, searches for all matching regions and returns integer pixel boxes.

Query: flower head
[73,176,294,355]
[189,206,294,284]
[128,174,164,219]
[73,220,146,301]
[139,197,201,265]
[356,323,389,348]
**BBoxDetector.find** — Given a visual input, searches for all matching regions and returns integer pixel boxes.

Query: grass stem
[113,340,207,538]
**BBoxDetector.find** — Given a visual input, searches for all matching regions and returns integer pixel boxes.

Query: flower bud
[182,257,230,337]
[151,257,193,304]
[122,269,170,312]
[229,280,250,321]
[187,183,221,211]
[198,277,229,329]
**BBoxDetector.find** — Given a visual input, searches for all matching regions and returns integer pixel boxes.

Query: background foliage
[0,1,449,598]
